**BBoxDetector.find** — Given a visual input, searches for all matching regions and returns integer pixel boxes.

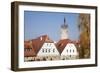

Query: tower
[60,17,68,40]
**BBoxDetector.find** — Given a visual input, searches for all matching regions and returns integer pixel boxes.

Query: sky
[24,11,80,41]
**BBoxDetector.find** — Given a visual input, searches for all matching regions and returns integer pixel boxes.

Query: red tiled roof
[24,41,32,49]
[24,41,36,57]
[24,35,53,57]
[32,35,54,54]
[56,39,80,53]
[24,49,36,57]
[24,35,79,56]
[56,39,77,53]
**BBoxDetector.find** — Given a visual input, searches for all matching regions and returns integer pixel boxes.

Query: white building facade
[61,43,79,60]
[60,18,79,60]
[24,18,79,61]
[37,42,60,60]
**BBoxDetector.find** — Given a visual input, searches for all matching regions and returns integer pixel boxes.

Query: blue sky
[24,11,79,41]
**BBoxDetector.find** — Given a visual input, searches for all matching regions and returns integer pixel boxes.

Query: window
[47,43,48,46]
[67,49,68,52]
[70,49,71,53]
[53,49,55,52]
[48,49,50,53]
[73,49,74,53]
[28,48,30,51]
[46,49,47,52]
[26,48,32,51]
[42,49,44,53]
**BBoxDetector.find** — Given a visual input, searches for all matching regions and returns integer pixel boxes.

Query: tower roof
[61,17,68,29]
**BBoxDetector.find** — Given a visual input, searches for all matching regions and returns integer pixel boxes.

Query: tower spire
[61,17,68,28]
[64,17,66,25]
[60,17,68,40]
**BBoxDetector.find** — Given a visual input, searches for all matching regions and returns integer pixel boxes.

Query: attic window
[42,49,44,52]
[25,48,32,51]
[67,49,68,52]
[48,49,50,53]
[70,49,71,53]
[73,49,74,53]
[29,48,32,51]
[46,49,47,52]
[53,49,55,52]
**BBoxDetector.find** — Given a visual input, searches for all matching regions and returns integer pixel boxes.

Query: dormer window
[29,48,32,51]
[25,48,32,51]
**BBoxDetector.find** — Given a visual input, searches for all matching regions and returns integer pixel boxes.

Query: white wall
[37,43,60,56]
[0,0,99,73]
[61,43,78,56]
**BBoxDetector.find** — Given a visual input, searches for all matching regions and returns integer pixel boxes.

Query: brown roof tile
[24,35,53,57]
[32,35,53,54]
[24,41,36,57]
[24,35,79,56]
[56,39,74,53]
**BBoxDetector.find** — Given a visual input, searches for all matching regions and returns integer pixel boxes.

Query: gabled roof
[24,35,54,57]
[32,35,53,54]
[24,35,79,56]
[56,39,74,54]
